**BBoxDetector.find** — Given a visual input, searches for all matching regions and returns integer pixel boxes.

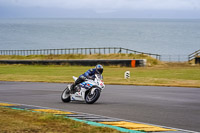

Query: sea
[0,18,200,61]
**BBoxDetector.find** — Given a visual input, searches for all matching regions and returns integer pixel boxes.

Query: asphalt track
[0,81,199,132]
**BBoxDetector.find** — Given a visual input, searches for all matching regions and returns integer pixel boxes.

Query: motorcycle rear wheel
[85,88,100,104]
[61,87,71,103]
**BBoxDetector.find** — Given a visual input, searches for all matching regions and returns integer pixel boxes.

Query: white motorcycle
[61,74,105,104]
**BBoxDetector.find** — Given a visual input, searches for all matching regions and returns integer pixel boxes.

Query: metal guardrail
[188,49,200,61]
[0,47,161,60]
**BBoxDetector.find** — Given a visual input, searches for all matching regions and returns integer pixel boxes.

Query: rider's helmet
[95,64,103,74]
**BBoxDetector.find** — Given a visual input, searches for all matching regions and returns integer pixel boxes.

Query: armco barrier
[0,59,146,67]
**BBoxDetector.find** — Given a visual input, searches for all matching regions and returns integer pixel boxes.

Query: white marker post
[124,71,130,79]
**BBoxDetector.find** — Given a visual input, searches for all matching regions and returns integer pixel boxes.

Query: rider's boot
[70,83,75,94]
[70,77,84,94]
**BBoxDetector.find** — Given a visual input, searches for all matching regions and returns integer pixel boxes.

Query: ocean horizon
[0,18,199,61]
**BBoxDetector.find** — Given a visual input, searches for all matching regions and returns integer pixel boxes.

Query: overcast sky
[0,0,200,18]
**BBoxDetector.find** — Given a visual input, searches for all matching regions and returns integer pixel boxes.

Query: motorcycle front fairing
[70,79,95,101]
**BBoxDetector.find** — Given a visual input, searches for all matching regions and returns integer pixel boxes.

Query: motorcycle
[61,74,105,104]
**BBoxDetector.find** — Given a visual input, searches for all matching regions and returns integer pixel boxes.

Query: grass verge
[0,64,199,87]
[0,107,121,133]
[0,53,160,66]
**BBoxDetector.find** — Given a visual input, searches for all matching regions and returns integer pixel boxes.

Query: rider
[70,64,103,93]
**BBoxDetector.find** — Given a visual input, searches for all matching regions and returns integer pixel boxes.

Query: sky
[0,0,200,18]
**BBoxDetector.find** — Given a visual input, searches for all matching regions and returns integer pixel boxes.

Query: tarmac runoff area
[0,81,200,133]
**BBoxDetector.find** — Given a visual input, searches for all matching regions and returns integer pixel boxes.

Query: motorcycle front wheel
[85,88,101,104]
[61,87,71,103]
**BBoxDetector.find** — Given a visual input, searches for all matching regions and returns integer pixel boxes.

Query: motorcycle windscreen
[96,74,103,80]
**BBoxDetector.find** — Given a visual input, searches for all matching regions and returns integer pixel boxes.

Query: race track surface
[0,81,199,132]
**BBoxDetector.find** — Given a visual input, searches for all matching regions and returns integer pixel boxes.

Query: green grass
[0,64,200,87]
[0,107,121,133]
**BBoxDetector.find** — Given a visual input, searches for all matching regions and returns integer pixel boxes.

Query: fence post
[118,47,122,53]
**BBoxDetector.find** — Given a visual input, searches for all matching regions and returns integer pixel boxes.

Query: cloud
[1,0,200,11]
